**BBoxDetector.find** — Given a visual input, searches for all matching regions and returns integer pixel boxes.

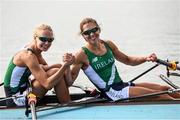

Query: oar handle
[156,59,180,71]
[0,82,4,86]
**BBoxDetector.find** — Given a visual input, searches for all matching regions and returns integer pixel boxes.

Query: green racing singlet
[4,58,31,93]
[82,41,122,92]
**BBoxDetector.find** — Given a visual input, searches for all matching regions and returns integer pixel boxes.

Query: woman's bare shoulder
[13,49,37,66]
[75,48,87,59]
[104,40,118,51]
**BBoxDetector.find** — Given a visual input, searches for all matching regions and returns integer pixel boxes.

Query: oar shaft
[0,97,13,102]
[30,102,37,120]
[129,64,159,83]
[0,82,4,86]
[0,95,25,102]
[156,59,180,70]
[25,78,37,119]
[169,72,180,77]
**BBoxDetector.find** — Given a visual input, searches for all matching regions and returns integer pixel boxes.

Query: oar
[25,79,37,120]
[129,64,159,83]
[128,58,180,83]
[0,94,25,102]
[26,93,37,120]
[169,72,180,77]
[156,59,180,70]
[159,74,180,89]
[0,82,4,86]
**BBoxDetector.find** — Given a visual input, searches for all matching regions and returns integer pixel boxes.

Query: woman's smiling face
[82,22,100,44]
[35,29,54,51]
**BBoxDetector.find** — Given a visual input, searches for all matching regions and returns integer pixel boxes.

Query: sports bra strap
[27,48,35,54]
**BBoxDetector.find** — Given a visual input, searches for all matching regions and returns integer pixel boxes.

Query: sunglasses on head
[82,27,99,36]
[38,36,54,43]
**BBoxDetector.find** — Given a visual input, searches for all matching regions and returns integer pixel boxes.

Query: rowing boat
[1,84,180,120]
[0,94,180,120]
[0,58,180,120]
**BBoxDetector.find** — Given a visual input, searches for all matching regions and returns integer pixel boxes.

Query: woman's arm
[65,50,86,86]
[106,40,156,66]
[23,52,73,90]
[40,64,62,71]
[38,54,62,71]
[63,53,75,86]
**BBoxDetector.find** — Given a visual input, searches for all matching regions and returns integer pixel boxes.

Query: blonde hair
[79,18,100,34]
[33,24,53,38]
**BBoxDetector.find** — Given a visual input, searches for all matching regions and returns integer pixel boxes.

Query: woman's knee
[32,80,47,98]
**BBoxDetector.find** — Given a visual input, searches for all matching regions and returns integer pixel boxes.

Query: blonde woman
[4,24,74,107]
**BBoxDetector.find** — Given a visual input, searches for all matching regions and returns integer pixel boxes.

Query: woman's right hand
[63,53,75,66]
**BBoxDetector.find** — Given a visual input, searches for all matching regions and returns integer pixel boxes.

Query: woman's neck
[26,41,42,55]
[87,39,102,50]
[86,40,106,55]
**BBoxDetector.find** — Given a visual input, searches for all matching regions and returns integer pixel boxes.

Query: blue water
[0,1,180,97]
[0,104,180,120]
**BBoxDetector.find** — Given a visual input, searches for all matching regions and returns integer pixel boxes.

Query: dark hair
[80,18,100,33]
